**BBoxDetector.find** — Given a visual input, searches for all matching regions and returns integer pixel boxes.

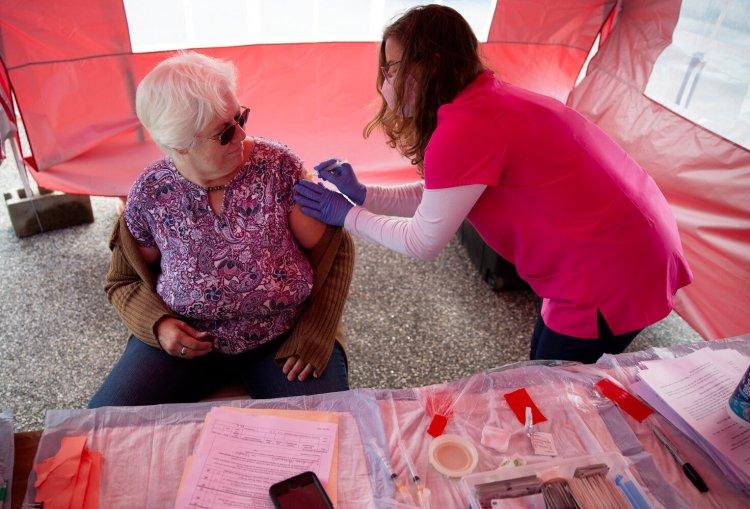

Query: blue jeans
[88,333,349,407]
[530,308,642,364]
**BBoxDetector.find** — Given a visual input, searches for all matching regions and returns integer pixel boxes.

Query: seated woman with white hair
[89,51,353,406]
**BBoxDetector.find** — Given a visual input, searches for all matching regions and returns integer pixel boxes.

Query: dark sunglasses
[203,106,250,145]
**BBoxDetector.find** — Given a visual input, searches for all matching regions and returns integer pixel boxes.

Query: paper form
[219,407,340,503]
[174,407,338,509]
[633,348,750,478]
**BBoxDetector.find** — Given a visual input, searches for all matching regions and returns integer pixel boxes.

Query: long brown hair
[363,5,486,175]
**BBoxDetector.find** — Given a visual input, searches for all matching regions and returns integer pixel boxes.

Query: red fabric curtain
[0,0,612,195]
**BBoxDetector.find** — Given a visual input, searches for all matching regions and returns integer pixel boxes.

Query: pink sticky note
[69,451,91,508]
[34,435,87,486]
[32,435,103,509]
[35,436,89,508]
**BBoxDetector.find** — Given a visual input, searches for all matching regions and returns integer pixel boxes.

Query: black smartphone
[269,471,334,509]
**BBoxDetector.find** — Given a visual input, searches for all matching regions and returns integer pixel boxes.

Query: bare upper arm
[290,202,326,250]
[139,245,161,265]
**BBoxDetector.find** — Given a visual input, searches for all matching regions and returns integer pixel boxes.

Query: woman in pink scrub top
[294,5,693,363]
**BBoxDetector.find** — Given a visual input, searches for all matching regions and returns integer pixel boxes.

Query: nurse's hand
[294,180,353,227]
[315,159,366,205]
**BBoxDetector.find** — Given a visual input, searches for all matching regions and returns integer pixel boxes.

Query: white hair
[135,51,237,154]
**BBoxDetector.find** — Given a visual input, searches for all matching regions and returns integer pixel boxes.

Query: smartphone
[269,471,334,509]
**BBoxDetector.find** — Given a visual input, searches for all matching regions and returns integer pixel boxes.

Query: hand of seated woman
[155,317,212,359]
[282,355,318,382]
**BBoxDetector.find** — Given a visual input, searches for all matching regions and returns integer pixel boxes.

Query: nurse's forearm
[344,184,486,259]
[363,181,425,216]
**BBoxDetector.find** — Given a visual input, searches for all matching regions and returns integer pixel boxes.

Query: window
[644,0,750,149]
[123,0,497,51]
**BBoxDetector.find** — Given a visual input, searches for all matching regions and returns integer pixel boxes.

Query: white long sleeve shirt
[344,183,487,260]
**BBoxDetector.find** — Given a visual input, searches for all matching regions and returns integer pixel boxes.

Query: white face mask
[381,75,417,118]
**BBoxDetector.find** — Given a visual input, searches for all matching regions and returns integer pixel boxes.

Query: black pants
[530,308,642,364]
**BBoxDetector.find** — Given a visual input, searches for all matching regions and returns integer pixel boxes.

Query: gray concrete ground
[0,155,702,432]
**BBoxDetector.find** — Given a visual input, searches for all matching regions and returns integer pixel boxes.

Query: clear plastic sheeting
[24,337,750,508]
[593,334,750,504]
[22,392,384,508]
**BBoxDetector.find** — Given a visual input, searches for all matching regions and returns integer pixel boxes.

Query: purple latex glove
[294,180,353,227]
[315,158,366,206]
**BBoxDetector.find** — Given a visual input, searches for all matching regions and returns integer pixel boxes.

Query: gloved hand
[315,158,366,206]
[294,180,353,227]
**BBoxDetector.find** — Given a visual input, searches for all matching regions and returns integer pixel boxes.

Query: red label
[504,388,547,425]
[594,378,654,423]
[427,414,448,437]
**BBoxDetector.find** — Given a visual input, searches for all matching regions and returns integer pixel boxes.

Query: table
[13,335,750,508]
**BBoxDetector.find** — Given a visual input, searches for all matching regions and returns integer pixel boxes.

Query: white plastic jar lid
[428,433,479,478]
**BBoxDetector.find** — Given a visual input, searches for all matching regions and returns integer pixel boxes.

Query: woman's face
[383,37,404,82]
[381,37,417,117]
[177,94,246,184]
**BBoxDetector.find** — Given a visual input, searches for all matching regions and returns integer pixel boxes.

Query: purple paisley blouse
[123,137,313,354]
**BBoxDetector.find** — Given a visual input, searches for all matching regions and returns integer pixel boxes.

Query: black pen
[651,425,708,493]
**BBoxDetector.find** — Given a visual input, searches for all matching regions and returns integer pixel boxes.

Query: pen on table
[650,425,708,493]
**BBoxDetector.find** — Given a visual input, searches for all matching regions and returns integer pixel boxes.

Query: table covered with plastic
[22,335,750,508]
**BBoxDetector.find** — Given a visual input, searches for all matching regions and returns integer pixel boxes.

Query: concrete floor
[0,158,702,432]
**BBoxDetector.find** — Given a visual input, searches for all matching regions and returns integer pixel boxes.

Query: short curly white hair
[135,51,237,154]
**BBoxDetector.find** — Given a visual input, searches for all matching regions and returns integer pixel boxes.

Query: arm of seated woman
[283,173,328,380]
[138,245,161,266]
[290,202,326,250]
[283,207,325,380]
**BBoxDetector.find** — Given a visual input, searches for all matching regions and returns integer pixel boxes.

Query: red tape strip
[427,414,448,437]
[594,378,654,423]
[504,388,547,425]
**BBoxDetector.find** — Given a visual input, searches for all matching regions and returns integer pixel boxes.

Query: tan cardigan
[104,214,354,375]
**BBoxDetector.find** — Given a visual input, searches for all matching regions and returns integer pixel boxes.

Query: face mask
[381,75,417,118]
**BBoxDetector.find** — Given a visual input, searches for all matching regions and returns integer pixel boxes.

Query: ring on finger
[180,346,187,357]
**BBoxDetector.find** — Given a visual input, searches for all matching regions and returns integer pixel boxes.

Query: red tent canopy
[1,0,748,340]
